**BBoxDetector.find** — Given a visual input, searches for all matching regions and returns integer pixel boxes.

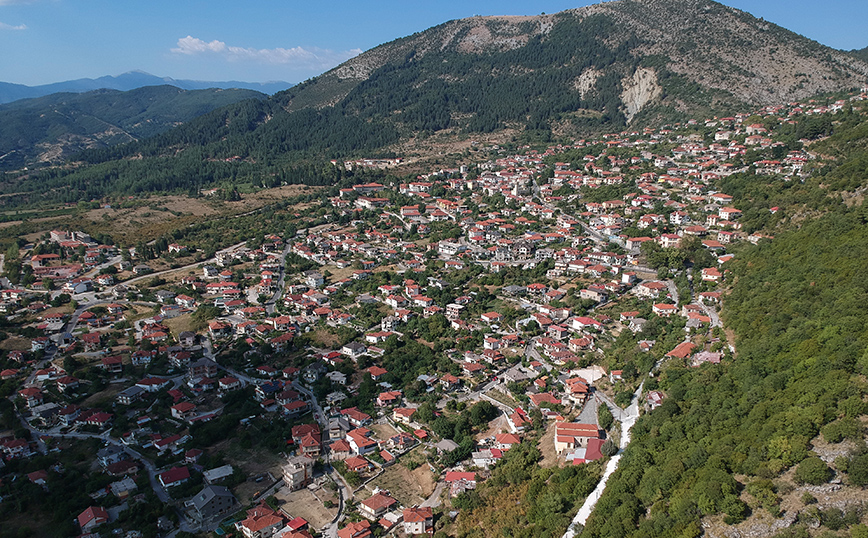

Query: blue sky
[1,0,866,86]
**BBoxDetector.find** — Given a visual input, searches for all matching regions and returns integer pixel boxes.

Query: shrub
[794,457,832,485]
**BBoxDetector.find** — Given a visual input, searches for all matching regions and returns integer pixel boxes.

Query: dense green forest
[0,85,265,170]
[575,206,868,538]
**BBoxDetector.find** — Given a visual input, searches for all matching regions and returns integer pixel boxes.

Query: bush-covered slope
[577,207,868,538]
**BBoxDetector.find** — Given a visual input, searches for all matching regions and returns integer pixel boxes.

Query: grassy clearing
[163,313,204,337]
[275,487,338,530]
[368,460,436,507]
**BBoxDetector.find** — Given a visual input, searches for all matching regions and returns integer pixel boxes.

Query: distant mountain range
[0,71,292,105]
[0,85,266,169]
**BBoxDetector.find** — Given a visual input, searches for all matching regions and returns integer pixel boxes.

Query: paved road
[564,381,643,538]
[265,242,292,315]
[420,481,445,509]
[106,241,247,293]
[665,279,679,304]
[700,302,722,328]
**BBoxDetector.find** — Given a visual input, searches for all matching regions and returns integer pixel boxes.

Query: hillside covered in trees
[0,85,265,170]
[2,0,867,208]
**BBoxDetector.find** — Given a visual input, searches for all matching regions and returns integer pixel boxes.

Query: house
[56,375,79,392]
[440,373,460,391]
[341,407,372,427]
[341,341,367,359]
[347,428,378,455]
[345,455,373,473]
[472,448,503,469]
[327,371,348,385]
[189,358,218,379]
[554,422,601,454]
[666,341,697,360]
[329,439,353,460]
[393,407,416,424]
[97,445,128,468]
[646,390,665,409]
[136,377,170,392]
[403,507,434,535]
[101,355,124,374]
[117,385,146,405]
[110,476,138,499]
[58,404,81,425]
[495,433,521,450]
[203,464,234,484]
[219,377,241,391]
[338,520,372,538]
[18,387,43,407]
[78,506,109,532]
[236,505,286,538]
[159,466,191,487]
[283,455,314,491]
[185,485,238,522]
[701,267,723,282]
[359,491,397,520]
[636,281,667,298]
[377,391,402,407]
[171,402,197,421]
[481,312,503,324]
[178,330,197,347]
[283,400,310,418]
[652,303,677,317]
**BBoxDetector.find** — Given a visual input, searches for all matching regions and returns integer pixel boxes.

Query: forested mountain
[0,86,265,170]
[3,0,868,205]
[0,71,291,105]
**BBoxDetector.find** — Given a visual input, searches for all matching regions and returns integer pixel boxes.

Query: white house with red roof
[77,506,109,532]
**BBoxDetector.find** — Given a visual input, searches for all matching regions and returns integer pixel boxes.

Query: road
[264,242,293,315]
[420,482,445,509]
[563,381,643,538]
[14,417,171,502]
[106,241,247,294]
[700,302,722,328]
[665,279,679,304]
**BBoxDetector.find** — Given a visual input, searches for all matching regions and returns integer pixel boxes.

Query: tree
[598,404,614,431]
[848,452,868,486]
[601,439,618,457]
[794,456,832,485]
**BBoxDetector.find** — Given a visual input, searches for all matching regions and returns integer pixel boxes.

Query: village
[0,90,862,538]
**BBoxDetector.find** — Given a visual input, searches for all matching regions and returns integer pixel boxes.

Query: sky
[0,0,866,86]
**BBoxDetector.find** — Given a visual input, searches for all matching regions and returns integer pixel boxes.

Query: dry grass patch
[368,461,436,507]
[538,420,561,468]
[309,328,341,348]
[0,336,31,351]
[80,383,124,408]
[370,422,400,442]
[323,266,357,282]
[163,313,204,337]
[476,413,510,442]
[275,486,338,530]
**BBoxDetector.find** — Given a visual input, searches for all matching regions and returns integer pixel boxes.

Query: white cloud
[171,35,226,55]
[171,35,361,69]
[0,21,26,30]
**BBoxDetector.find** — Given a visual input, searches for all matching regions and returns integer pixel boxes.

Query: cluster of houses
[2,89,853,537]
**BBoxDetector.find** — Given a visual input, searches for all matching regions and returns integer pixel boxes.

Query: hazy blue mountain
[0,71,292,105]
